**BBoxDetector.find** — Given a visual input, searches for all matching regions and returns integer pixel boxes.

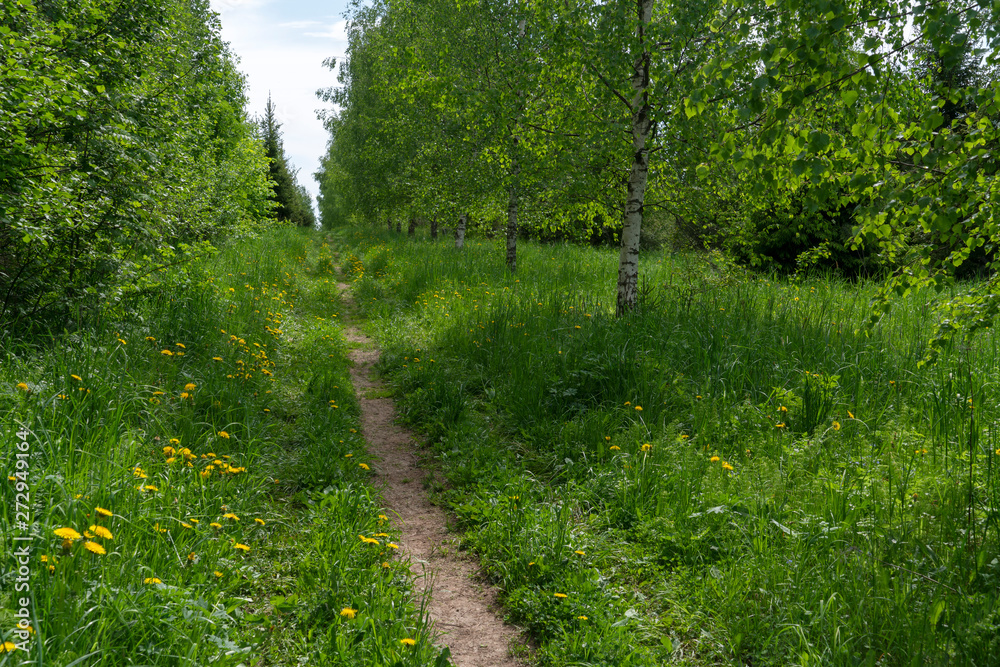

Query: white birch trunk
[616,0,654,316]
[506,155,519,271]
[506,18,527,273]
[455,212,467,248]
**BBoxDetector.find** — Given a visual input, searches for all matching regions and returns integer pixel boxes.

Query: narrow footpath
[336,281,525,667]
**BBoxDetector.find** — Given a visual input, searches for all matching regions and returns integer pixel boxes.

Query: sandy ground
[339,283,525,666]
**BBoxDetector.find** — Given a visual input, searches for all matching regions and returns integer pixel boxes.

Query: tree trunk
[396,220,402,233]
[431,217,438,239]
[407,216,417,237]
[616,0,654,316]
[506,18,527,273]
[455,212,467,248]
[506,158,519,272]
[387,216,392,233]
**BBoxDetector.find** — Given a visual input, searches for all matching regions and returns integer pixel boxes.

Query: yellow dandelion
[635,405,643,411]
[16,382,29,391]
[233,542,250,552]
[554,593,568,598]
[89,525,112,540]
[180,392,190,399]
[578,615,588,620]
[184,383,196,391]
[8,475,16,482]
[722,462,734,471]
[223,513,239,521]
[254,518,265,525]
[832,421,841,431]
[400,638,416,647]
[144,577,162,584]
[710,456,720,462]
[200,469,212,479]
[623,401,631,406]
[359,463,370,470]
[848,410,855,419]
[83,541,106,555]
[0,641,18,653]
[776,422,786,428]
[187,552,196,561]
[218,431,230,439]
[145,336,156,342]
[212,356,223,361]
[71,374,82,382]
[160,349,173,356]
[574,550,585,555]
[641,443,652,451]
[214,571,224,578]
[210,522,222,529]
[176,343,186,349]
[340,608,357,619]
[387,543,399,549]
[54,527,82,540]
[95,506,113,518]
[181,522,192,529]
[610,445,621,451]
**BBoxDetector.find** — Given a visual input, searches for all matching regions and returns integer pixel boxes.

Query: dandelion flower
[0,641,18,653]
[623,401,631,406]
[218,431,230,439]
[181,522,192,529]
[387,543,399,549]
[554,593,568,599]
[832,421,841,431]
[776,422,786,428]
[359,463,370,470]
[641,443,652,451]
[95,507,113,518]
[144,577,162,584]
[71,374,82,382]
[145,336,156,342]
[54,527,82,540]
[180,392,190,399]
[176,343,186,349]
[400,638,416,647]
[7,475,15,482]
[161,349,173,356]
[578,615,588,620]
[223,513,239,521]
[710,456,720,462]
[340,608,357,619]
[212,357,223,361]
[635,405,643,411]
[16,382,29,391]
[89,525,112,540]
[254,518,265,525]
[722,462,734,471]
[233,542,250,552]
[848,410,855,419]
[214,571,224,578]
[574,550,585,555]
[610,445,621,451]
[184,383,196,391]
[210,522,222,529]
[84,541,106,555]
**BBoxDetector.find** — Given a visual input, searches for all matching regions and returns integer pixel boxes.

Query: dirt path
[337,282,525,667]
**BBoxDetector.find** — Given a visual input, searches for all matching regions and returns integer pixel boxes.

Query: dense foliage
[317,0,1000,328]
[0,0,275,329]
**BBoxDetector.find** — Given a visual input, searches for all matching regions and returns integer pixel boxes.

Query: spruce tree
[260,95,315,226]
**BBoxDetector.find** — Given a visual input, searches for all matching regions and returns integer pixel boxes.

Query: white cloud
[305,20,348,40]
[210,1,349,205]
[278,20,321,29]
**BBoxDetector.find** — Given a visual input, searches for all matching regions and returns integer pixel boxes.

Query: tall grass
[341,227,1000,666]
[1,228,445,666]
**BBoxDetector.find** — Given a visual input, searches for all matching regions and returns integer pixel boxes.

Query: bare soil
[338,283,526,667]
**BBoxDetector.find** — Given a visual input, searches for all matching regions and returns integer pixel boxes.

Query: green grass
[338,226,1000,666]
[0,228,447,666]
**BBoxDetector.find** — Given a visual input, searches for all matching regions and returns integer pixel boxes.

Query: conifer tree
[260,95,316,227]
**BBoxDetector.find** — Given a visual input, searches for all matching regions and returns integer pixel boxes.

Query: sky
[209,0,351,205]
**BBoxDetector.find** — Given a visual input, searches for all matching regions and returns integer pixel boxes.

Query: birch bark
[616,0,654,316]
[455,212,467,248]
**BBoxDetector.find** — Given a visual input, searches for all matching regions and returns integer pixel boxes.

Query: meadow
[340,227,1000,666]
[0,229,448,666]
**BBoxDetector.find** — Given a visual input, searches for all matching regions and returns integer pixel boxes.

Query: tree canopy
[0,0,276,327]
[317,0,1000,340]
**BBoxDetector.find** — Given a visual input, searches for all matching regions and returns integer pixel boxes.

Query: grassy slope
[340,226,1000,667]
[0,229,446,666]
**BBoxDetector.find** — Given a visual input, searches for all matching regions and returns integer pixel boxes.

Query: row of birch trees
[317,0,1000,328]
